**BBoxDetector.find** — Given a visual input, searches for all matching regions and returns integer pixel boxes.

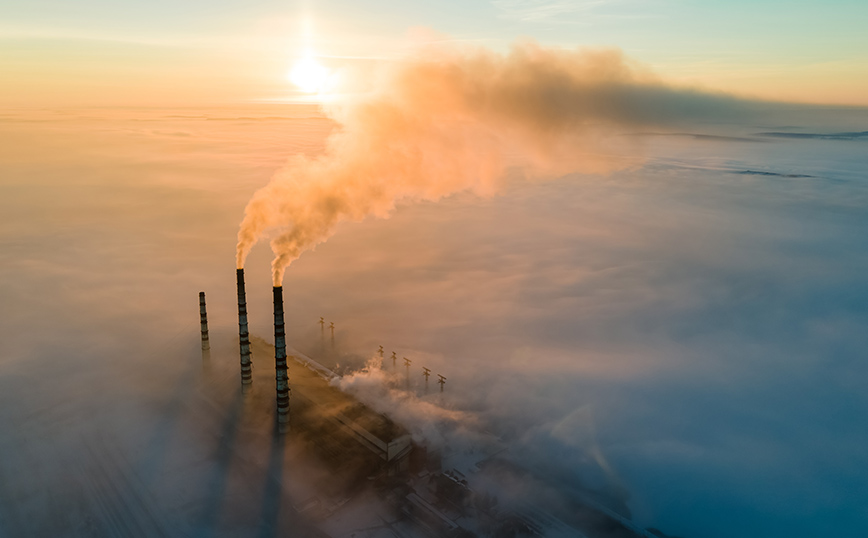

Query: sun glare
[288,54,329,94]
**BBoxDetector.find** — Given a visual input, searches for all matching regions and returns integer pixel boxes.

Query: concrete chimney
[236,269,252,386]
[273,286,290,426]
[199,291,210,351]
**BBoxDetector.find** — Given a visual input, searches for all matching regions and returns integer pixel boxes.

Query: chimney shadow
[137,336,202,486]
[257,419,287,538]
[197,385,247,535]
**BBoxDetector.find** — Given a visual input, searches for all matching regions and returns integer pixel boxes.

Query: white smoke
[236,39,750,284]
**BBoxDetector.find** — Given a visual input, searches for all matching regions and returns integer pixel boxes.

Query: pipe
[236,269,253,386]
[273,286,290,425]
[199,291,210,351]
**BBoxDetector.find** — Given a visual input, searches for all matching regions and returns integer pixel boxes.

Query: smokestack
[273,286,290,427]
[236,269,253,386]
[199,292,210,351]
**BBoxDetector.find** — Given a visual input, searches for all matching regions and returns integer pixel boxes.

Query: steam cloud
[236,40,750,284]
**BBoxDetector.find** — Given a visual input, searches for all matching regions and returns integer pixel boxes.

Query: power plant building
[250,337,414,470]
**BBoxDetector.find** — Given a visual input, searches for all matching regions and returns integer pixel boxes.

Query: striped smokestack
[273,286,290,426]
[199,291,210,350]
[236,269,252,386]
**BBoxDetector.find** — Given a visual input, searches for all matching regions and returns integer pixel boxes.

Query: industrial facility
[191,276,681,538]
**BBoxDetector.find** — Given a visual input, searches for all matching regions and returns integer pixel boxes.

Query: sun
[288,54,329,94]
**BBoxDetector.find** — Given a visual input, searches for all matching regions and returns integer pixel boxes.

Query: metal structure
[422,367,431,393]
[403,357,412,389]
[198,291,210,351]
[236,269,252,386]
[391,352,397,369]
[273,286,290,427]
[438,374,446,393]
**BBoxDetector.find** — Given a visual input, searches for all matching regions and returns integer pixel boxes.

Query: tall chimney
[273,286,290,426]
[199,292,210,351]
[236,269,253,386]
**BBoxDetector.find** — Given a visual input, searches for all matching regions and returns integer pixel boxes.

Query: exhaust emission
[236,269,252,386]
[273,286,290,426]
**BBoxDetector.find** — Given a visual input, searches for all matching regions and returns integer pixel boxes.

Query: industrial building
[191,282,681,538]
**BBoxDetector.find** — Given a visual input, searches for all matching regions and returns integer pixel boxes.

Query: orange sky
[2,0,868,108]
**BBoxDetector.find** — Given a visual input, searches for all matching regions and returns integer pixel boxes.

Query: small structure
[422,367,431,393]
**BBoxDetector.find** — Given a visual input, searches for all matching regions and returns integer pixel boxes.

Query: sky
[1,2,868,538]
[2,0,868,106]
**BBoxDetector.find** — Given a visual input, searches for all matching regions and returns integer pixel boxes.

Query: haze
[1,2,867,538]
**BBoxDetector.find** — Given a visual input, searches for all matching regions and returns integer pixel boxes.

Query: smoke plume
[236,40,750,284]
